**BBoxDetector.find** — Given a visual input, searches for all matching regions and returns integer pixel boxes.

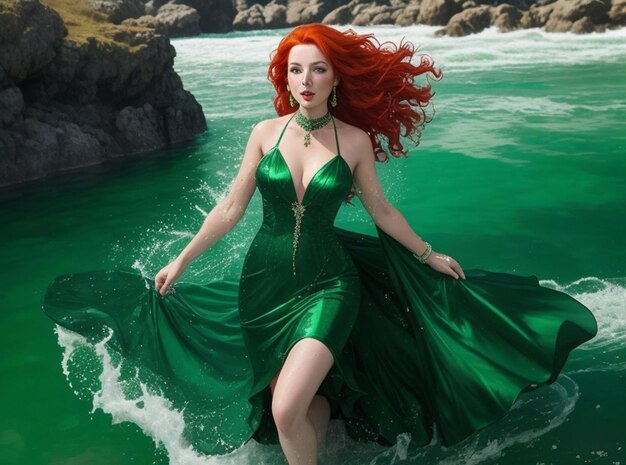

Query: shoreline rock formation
[233,0,625,36]
[67,0,626,37]
[0,0,206,190]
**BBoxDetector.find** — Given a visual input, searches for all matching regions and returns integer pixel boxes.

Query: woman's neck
[298,105,329,120]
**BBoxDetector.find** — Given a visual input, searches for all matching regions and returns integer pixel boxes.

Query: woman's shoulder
[249,114,294,152]
[333,117,373,155]
[251,114,293,139]
[333,117,368,140]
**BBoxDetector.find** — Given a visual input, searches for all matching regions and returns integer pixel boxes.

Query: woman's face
[287,44,339,111]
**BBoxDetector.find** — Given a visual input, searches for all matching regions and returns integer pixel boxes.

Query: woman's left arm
[351,132,466,280]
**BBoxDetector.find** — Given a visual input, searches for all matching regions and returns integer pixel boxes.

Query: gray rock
[116,103,166,152]
[0,86,24,128]
[320,0,619,33]
[395,3,421,25]
[158,2,201,36]
[520,3,555,27]
[0,0,65,83]
[145,0,159,15]
[323,0,399,26]
[544,0,610,32]
[0,0,206,189]
[286,0,341,25]
[352,11,371,23]
[122,3,201,38]
[7,117,61,180]
[492,4,523,31]
[553,0,610,22]
[391,7,405,20]
[87,0,146,23]
[352,1,377,16]
[390,0,412,6]
[322,4,354,24]
[444,5,492,35]
[570,15,596,31]
[264,1,288,28]
[371,11,395,23]
[233,3,266,30]
[122,14,160,32]
[354,4,392,24]
[234,0,252,12]
[57,120,106,165]
[436,3,524,36]
[179,0,235,33]
[0,129,17,165]
[417,0,463,25]
[147,69,206,144]
[133,0,234,32]
[470,0,532,8]
[608,0,626,25]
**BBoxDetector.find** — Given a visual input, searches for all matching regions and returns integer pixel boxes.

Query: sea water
[0,25,625,465]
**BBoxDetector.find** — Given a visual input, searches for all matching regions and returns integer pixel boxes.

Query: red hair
[267,23,442,203]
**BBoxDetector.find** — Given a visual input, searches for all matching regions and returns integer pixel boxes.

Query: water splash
[411,375,580,465]
[53,271,614,465]
[541,277,626,343]
[536,277,626,377]
[110,170,259,285]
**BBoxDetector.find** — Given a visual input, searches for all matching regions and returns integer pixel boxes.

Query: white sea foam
[541,276,626,375]
[541,276,626,349]
[55,325,385,464]
[171,25,626,123]
[172,25,626,77]
[53,273,621,464]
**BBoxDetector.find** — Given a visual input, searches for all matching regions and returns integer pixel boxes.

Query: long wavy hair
[267,23,442,203]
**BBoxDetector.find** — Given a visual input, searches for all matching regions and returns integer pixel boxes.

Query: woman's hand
[425,251,466,280]
[155,259,186,296]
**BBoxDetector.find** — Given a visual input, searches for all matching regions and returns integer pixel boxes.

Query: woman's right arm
[155,121,268,295]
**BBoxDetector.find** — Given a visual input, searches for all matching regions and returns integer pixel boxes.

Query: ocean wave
[55,325,582,465]
[171,26,626,73]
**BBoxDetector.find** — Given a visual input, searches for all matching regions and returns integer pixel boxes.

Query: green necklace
[294,110,332,147]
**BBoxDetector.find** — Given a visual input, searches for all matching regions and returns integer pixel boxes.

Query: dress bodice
[256,146,353,229]
[253,113,354,276]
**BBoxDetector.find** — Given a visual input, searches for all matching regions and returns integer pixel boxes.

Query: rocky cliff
[0,0,206,189]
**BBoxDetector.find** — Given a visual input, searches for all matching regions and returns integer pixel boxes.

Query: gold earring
[331,86,337,107]
[287,85,296,107]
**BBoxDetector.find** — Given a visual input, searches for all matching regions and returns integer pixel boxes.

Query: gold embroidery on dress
[291,201,306,275]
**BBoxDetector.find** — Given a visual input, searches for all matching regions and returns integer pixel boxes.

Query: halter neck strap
[276,113,297,146]
[330,114,341,156]
[275,112,341,156]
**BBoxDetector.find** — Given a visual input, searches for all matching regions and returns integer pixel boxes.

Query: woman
[43,23,598,465]
[156,24,463,465]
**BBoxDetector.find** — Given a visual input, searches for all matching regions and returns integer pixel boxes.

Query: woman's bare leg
[270,338,334,465]
[307,395,331,445]
[270,373,331,446]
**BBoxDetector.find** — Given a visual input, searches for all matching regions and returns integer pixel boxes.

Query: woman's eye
[290,68,301,73]
[315,68,326,73]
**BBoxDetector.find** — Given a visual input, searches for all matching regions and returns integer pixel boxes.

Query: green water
[1,27,625,465]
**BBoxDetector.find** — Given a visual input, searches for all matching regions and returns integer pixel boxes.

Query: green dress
[42,113,598,455]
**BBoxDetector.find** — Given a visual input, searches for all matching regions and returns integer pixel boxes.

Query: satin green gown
[42,113,598,455]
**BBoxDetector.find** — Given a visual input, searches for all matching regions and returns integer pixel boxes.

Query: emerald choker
[294,111,332,147]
